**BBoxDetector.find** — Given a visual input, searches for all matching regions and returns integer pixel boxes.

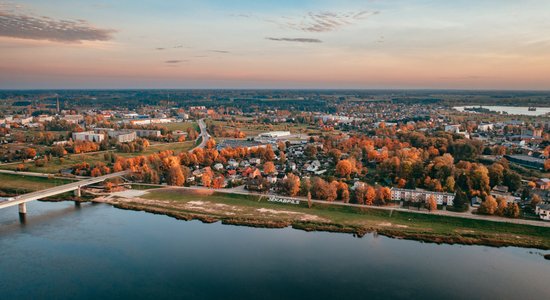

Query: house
[213,163,224,171]
[266,175,277,184]
[249,158,261,165]
[471,196,482,207]
[535,203,550,221]
[227,159,239,168]
[306,160,321,172]
[477,123,494,132]
[536,178,550,190]
[245,177,265,192]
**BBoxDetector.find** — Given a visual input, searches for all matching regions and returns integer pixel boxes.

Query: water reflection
[0,200,549,300]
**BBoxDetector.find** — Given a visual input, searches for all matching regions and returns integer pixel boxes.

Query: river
[454,106,550,116]
[1,201,549,300]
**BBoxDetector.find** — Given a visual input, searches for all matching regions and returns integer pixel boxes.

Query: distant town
[0,90,548,228]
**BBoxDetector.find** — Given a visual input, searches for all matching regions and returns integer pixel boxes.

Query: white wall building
[72,131,105,143]
[535,204,550,221]
[390,188,455,206]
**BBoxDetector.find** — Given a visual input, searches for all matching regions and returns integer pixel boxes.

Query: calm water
[454,106,550,116]
[1,201,549,300]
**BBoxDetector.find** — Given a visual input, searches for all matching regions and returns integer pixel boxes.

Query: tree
[328,149,342,161]
[445,176,455,192]
[503,170,521,192]
[478,195,498,215]
[505,203,520,218]
[282,173,300,196]
[335,159,353,178]
[426,195,437,211]
[263,161,276,174]
[307,191,312,208]
[304,145,317,158]
[488,163,504,187]
[530,194,542,210]
[167,165,185,186]
[375,186,391,205]
[495,197,508,216]
[365,185,376,205]
[24,147,37,159]
[212,175,225,189]
[453,188,468,211]
[202,171,212,188]
[545,159,550,171]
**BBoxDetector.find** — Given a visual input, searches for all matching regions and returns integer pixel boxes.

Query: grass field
[161,121,199,132]
[134,188,550,249]
[0,173,73,194]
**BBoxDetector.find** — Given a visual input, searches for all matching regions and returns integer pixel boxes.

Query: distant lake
[1,201,550,299]
[454,106,550,116]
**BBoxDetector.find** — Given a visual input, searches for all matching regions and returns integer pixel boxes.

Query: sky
[1,0,550,90]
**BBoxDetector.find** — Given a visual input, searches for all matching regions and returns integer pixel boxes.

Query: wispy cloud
[209,50,230,53]
[272,10,379,33]
[266,37,322,43]
[165,60,185,64]
[156,47,165,50]
[0,5,115,43]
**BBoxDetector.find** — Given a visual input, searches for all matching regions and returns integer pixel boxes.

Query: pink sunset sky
[1,0,550,89]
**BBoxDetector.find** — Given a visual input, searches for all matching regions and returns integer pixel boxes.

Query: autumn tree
[530,194,542,210]
[212,175,225,189]
[365,185,376,205]
[505,203,520,218]
[375,186,392,205]
[478,195,498,215]
[263,161,276,175]
[282,173,301,197]
[167,165,185,186]
[426,195,437,211]
[335,159,353,178]
[24,147,37,159]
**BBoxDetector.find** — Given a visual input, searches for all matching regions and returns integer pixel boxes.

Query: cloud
[165,60,184,64]
[0,7,115,43]
[266,37,322,43]
[275,10,379,33]
[156,47,165,50]
[209,50,230,53]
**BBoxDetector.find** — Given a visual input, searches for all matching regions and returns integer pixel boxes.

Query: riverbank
[95,188,550,250]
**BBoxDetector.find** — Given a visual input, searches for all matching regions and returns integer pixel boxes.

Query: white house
[535,204,550,221]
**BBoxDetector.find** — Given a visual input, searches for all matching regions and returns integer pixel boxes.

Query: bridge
[0,171,129,215]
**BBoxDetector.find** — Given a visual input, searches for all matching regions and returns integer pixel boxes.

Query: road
[0,171,130,210]
[189,118,211,152]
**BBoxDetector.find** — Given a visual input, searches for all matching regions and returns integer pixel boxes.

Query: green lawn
[140,188,550,249]
[0,173,73,194]
[162,121,198,132]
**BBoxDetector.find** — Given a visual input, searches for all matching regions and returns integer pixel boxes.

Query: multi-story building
[72,131,105,143]
[108,131,137,143]
[390,188,455,206]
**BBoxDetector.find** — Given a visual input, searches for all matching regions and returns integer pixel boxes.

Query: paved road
[189,118,211,153]
[0,171,130,210]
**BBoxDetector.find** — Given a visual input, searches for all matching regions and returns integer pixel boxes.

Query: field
[161,121,199,132]
[0,173,73,194]
[109,188,550,249]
